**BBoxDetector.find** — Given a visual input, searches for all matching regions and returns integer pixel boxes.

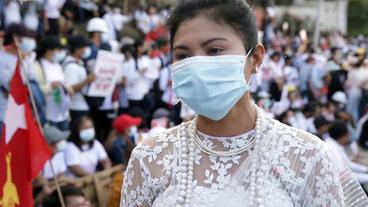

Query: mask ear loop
[245,48,255,85]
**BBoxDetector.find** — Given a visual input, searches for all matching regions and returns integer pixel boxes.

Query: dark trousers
[47,18,59,35]
[359,89,368,119]
[48,120,70,131]
[90,109,114,144]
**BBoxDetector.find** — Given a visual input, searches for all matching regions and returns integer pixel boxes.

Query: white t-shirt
[42,152,67,179]
[41,59,70,122]
[63,56,89,111]
[64,140,108,176]
[124,56,159,101]
[4,2,21,26]
[44,0,66,19]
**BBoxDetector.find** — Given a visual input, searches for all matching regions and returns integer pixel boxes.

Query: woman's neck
[196,94,257,137]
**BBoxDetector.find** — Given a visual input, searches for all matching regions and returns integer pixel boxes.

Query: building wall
[275,0,348,34]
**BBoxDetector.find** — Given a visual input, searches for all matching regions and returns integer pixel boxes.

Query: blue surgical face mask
[79,128,95,142]
[20,37,36,52]
[101,33,109,43]
[171,50,253,121]
[82,47,92,59]
[53,50,67,63]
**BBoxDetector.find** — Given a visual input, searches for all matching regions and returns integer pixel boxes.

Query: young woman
[120,1,368,206]
[34,36,70,131]
[64,116,111,177]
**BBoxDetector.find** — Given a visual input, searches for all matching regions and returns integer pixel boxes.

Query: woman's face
[172,14,264,81]
[80,119,94,131]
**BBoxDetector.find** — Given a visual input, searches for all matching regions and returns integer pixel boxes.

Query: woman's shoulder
[272,119,329,155]
[132,125,181,158]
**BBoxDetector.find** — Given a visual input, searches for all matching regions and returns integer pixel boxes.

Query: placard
[88,50,124,97]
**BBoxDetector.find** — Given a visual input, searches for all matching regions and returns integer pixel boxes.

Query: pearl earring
[254,66,260,73]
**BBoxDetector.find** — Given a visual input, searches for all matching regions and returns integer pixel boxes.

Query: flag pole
[13,37,66,207]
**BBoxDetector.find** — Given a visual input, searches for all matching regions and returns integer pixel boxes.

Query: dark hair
[167,0,258,52]
[43,185,85,207]
[329,120,348,140]
[70,116,95,150]
[3,23,35,46]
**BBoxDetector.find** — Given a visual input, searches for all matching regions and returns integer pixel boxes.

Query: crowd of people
[1,0,368,206]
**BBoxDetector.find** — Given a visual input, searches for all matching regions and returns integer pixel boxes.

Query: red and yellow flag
[0,61,52,207]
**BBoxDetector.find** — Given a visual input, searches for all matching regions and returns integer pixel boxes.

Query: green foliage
[348,0,368,36]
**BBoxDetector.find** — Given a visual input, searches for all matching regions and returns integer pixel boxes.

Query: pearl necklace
[176,105,265,206]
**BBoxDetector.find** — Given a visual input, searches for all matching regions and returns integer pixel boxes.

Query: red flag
[0,61,52,207]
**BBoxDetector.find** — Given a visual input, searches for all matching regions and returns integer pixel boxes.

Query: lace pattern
[120,115,368,207]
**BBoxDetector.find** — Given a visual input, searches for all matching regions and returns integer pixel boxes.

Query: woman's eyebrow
[201,37,228,47]
[173,45,189,51]
[173,37,228,51]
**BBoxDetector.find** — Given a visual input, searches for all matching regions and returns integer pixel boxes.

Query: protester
[325,121,368,184]
[63,35,95,123]
[65,116,111,177]
[109,114,142,165]
[34,36,71,130]
[85,17,115,141]
[0,23,36,133]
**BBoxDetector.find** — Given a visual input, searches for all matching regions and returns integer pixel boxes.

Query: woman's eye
[175,53,190,61]
[207,48,224,55]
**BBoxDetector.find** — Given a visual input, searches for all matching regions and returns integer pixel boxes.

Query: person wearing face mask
[34,36,71,131]
[40,125,74,182]
[108,114,142,165]
[63,35,96,124]
[64,116,111,177]
[120,1,368,206]
[0,23,37,134]
[85,17,111,62]
[85,17,115,142]
[325,121,368,184]
[34,125,75,206]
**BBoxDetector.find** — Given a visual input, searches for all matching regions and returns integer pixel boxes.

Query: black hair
[70,116,95,150]
[3,23,34,46]
[43,185,85,207]
[167,0,258,52]
[329,120,348,141]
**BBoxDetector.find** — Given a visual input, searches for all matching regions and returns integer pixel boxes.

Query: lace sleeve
[302,147,368,207]
[120,146,154,207]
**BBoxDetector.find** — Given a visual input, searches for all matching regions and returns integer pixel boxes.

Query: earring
[254,65,260,73]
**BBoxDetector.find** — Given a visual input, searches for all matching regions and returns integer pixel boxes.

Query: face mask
[53,50,67,63]
[20,37,36,52]
[79,128,95,142]
[129,126,138,137]
[171,50,253,121]
[82,47,92,59]
[56,140,67,152]
[101,33,109,43]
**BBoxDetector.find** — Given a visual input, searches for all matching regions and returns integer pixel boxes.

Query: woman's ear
[251,43,265,73]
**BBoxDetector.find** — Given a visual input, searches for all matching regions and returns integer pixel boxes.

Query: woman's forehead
[173,15,243,48]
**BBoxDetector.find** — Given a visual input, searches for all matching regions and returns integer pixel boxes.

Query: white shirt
[160,67,176,105]
[42,151,67,179]
[63,56,89,111]
[325,137,368,184]
[4,2,21,26]
[124,56,159,101]
[44,0,66,19]
[64,140,108,177]
[41,59,70,122]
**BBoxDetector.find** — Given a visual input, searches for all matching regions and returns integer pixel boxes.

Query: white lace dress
[120,112,368,207]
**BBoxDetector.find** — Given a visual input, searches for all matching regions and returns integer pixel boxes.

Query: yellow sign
[0,153,20,207]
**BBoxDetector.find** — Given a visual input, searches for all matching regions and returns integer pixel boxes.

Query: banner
[88,50,124,97]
